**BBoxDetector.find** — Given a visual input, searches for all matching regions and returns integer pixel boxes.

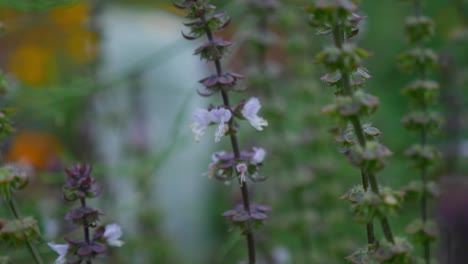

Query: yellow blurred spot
[65,29,98,64]
[5,131,62,171]
[2,2,96,86]
[49,2,91,30]
[7,44,57,86]
[156,3,186,17]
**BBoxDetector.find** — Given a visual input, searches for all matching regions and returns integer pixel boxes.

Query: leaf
[181,31,198,40]
[320,71,342,84]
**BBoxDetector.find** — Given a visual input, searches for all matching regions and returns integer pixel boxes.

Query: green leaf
[0,217,40,247]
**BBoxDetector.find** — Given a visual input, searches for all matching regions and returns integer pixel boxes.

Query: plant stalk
[201,15,257,264]
[332,24,395,244]
[414,0,430,262]
[80,198,92,264]
[5,198,44,264]
[417,59,429,263]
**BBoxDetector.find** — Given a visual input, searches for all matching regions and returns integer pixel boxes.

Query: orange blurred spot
[5,131,62,171]
[49,2,90,30]
[7,44,57,86]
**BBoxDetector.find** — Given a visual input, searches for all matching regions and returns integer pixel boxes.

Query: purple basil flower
[64,207,102,225]
[76,242,107,257]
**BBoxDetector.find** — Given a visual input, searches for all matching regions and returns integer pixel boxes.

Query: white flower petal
[214,123,229,142]
[48,243,68,256]
[242,97,261,115]
[207,163,217,178]
[250,116,268,131]
[48,242,68,264]
[241,97,268,131]
[193,108,212,124]
[104,223,124,247]
[209,108,232,123]
[190,108,212,142]
[210,108,232,142]
[108,239,125,247]
[236,163,248,183]
[251,147,266,164]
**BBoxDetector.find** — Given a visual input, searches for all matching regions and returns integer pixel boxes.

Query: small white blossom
[251,147,266,164]
[209,108,232,142]
[272,246,291,263]
[104,223,124,247]
[190,108,212,142]
[207,151,225,178]
[207,163,217,178]
[241,97,268,131]
[236,163,248,183]
[48,242,68,264]
[190,108,232,142]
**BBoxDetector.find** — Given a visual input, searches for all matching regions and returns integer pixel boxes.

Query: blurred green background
[0,0,467,263]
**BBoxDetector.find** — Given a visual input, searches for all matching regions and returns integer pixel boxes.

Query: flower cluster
[306,1,413,262]
[176,0,270,262]
[48,164,123,264]
[0,164,29,201]
[63,164,101,201]
[341,185,404,223]
[190,97,268,142]
[0,216,40,248]
[223,204,271,233]
[398,1,442,263]
[207,147,266,183]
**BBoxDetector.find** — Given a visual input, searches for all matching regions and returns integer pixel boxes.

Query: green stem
[413,0,431,262]
[332,24,395,244]
[5,198,44,264]
[418,64,430,263]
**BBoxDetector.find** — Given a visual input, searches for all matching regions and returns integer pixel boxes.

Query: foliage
[398,1,442,263]
[0,0,80,11]
[306,0,414,262]
[0,0,467,263]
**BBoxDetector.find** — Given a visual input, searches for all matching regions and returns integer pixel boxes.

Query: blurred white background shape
[91,5,214,263]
